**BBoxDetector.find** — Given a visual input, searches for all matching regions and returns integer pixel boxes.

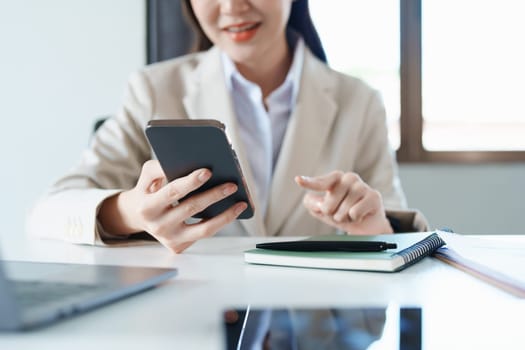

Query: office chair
[93,117,107,133]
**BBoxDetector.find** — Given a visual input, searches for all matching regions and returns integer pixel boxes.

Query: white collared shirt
[222,38,304,216]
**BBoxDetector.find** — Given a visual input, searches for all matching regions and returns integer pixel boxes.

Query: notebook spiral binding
[396,233,446,265]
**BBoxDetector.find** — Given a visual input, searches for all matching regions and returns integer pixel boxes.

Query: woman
[27,0,427,253]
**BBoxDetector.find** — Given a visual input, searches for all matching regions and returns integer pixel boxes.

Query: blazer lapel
[265,52,338,236]
[182,48,267,237]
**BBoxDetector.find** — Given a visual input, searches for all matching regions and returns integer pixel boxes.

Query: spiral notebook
[244,232,445,272]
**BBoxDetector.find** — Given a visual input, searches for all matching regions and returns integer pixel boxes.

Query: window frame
[398,0,525,163]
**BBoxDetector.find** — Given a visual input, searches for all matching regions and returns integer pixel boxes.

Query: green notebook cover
[244,232,445,272]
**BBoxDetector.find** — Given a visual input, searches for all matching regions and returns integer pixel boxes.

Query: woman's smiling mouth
[223,22,261,42]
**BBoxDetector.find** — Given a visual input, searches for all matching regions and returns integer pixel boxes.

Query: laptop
[0,258,176,331]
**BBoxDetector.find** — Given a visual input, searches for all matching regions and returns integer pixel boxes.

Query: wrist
[98,191,141,236]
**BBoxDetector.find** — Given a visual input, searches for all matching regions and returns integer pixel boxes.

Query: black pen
[256,240,397,252]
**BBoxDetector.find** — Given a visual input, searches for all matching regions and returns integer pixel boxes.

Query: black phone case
[145,119,254,219]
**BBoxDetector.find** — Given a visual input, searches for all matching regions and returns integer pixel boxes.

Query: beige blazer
[27,46,427,245]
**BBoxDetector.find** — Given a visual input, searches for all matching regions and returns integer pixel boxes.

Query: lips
[224,22,259,32]
[223,22,261,42]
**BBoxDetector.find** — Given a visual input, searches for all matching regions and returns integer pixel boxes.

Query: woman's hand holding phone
[98,160,248,253]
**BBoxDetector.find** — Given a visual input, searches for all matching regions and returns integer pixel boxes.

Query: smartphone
[145,119,254,219]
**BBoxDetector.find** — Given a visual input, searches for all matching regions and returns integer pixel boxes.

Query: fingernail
[198,169,211,182]
[300,175,313,182]
[235,203,247,215]
[223,184,237,196]
[148,182,159,193]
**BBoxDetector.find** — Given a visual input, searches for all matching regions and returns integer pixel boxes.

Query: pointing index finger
[294,172,340,191]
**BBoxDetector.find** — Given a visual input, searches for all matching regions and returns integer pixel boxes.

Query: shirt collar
[221,36,305,106]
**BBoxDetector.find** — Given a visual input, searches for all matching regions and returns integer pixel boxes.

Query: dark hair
[181,0,327,63]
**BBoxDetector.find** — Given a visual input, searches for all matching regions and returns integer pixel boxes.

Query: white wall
[0,1,523,243]
[400,164,525,235]
[0,0,145,241]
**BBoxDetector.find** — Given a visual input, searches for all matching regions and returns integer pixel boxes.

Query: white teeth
[226,23,258,33]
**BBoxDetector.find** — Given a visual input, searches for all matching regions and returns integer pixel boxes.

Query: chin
[221,44,261,65]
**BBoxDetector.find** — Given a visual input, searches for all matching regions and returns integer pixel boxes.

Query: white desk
[1,235,524,349]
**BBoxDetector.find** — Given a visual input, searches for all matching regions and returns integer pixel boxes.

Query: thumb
[137,160,167,192]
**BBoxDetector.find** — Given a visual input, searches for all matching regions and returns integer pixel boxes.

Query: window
[311,0,525,162]
[310,0,401,150]
[421,0,525,153]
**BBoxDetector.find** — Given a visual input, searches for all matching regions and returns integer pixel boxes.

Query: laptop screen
[0,260,177,331]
